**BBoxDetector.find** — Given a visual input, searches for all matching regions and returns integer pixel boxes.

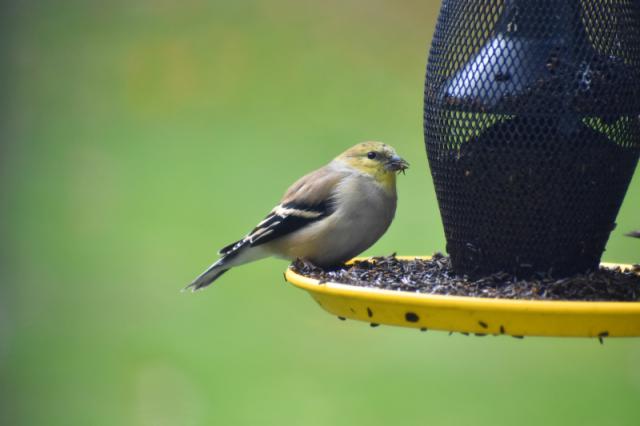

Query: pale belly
[271,179,397,266]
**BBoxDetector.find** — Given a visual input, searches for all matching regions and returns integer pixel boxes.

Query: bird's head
[336,141,409,190]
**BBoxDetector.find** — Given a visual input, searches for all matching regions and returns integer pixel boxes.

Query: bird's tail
[184,260,230,292]
[184,240,269,292]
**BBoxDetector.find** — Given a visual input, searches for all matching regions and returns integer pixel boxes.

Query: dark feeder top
[424,0,640,279]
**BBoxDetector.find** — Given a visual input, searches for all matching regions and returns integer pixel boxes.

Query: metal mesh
[424,0,640,278]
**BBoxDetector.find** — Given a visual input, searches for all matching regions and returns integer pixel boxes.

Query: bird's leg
[298,258,321,271]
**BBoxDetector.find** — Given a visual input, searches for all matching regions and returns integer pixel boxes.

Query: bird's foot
[297,258,321,271]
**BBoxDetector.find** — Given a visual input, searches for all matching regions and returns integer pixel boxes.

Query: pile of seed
[291,253,640,301]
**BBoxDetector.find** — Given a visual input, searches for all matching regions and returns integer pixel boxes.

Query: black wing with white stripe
[218,201,334,257]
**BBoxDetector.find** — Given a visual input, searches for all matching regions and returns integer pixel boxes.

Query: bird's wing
[218,165,346,256]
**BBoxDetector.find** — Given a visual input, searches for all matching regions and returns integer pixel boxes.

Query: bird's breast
[271,175,397,266]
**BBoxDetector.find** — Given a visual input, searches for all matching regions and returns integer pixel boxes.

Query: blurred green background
[2,1,639,425]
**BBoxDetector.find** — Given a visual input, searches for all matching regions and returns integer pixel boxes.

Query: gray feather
[184,259,230,292]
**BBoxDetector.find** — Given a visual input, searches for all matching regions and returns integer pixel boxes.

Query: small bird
[186,141,409,291]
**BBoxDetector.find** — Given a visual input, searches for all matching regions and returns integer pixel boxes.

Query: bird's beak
[385,155,409,174]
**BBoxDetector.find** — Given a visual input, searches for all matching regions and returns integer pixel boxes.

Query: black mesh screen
[424,0,640,278]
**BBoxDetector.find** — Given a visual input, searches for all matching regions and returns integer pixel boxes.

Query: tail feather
[184,260,230,292]
[185,242,270,293]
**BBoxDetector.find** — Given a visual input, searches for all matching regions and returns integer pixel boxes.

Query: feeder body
[424,0,640,277]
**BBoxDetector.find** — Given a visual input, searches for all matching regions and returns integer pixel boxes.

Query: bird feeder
[287,0,640,338]
[425,0,640,278]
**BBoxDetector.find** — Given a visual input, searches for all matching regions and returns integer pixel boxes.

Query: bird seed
[291,254,640,301]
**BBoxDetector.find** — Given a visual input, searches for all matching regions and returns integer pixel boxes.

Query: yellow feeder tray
[285,257,640,338]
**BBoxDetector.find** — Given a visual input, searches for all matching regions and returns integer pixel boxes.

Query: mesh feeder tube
[424,0,640,278]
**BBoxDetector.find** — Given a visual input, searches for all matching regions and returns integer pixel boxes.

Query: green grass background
[1,1,639,425]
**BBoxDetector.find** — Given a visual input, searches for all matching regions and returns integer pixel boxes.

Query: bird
[186,141,409,292]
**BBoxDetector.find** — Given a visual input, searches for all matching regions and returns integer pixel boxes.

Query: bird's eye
[367,151,377,160]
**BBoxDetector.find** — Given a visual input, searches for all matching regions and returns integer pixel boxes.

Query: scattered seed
[500,325,505,334]
[337,316,346,321]
[420,328,428,332]
[367,307,373,318]
[291,254,640,301]
[598,331,609,345]
[478,321,488,329]
[370,323,380,328]
[405,312,420,322]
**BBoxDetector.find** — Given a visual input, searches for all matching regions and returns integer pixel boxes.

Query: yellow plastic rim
[285,257,640,338]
